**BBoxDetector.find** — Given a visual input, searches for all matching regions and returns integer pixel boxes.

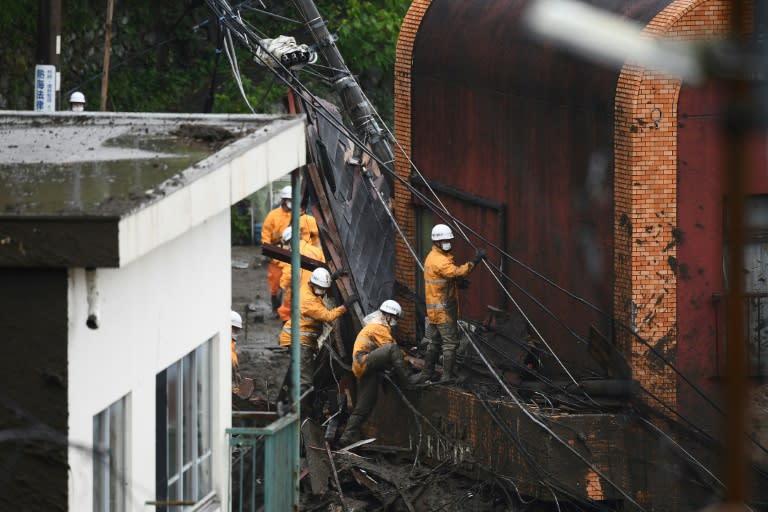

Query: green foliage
[0,0,410,124]
[231,203,253,246]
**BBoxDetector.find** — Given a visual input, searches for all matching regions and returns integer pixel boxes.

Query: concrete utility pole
[289,0,395,191]
[100,0,115,111]
[36,0,62,108]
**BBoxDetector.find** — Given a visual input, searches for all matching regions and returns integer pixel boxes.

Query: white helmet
[379,300,402,317]
[431,224,454,241]
[280,186,292,200]
[309,267,332,288]
[281,226,292,243]
[231,310,242,329]
[69,91,85,104]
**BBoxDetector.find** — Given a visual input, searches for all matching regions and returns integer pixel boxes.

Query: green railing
[227,413,299,512]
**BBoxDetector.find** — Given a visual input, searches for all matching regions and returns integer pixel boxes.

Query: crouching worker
[279,267,353,396]
[339,300,414,446]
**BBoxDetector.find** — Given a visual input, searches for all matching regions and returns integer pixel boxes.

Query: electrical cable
[203,0,763,494]
[212,0,744,470]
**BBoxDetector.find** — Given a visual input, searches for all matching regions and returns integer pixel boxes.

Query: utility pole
[100,0,115,111]
[36,0,62,109]
[290,0,395,192]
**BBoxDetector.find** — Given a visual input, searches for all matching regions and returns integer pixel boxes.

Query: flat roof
[0,111,306,267]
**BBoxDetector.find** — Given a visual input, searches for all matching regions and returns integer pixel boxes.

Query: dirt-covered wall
[0,268,69,511]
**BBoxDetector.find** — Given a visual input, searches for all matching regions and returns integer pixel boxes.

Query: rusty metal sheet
[306,104,395,315]
[408,0,672,377]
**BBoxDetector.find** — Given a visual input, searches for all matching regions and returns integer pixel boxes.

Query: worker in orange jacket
[261,186,293,315]
[339,300,413,446]
[279,267,356,392]
[413,224,486,383]
[277,226,326,322]
[299,202,321,247]
[231,310,243,385]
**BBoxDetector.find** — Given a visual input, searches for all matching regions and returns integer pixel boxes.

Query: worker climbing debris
[338,299,415,446]
[412,223,486,384]
[279,267,358,405]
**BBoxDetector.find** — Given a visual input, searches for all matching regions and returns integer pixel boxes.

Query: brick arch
[393,0,434,340]
[613,0,732,407]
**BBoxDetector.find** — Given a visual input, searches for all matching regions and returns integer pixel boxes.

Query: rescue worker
[231,310,243,385]
[338,300,414,446]
[277,226,325,322]
[69,91,86,112]
[413,224,486,383]
[279,267,356,393]
[299,201,321,248]
[261,186,293,315]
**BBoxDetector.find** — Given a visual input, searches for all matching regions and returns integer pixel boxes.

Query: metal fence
[227,413,299,512]
[713,292,768,377]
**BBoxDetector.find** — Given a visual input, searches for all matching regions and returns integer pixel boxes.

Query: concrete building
[0,111,305,510]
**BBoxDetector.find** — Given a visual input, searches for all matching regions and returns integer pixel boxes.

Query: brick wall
[614,0,731,431]
[393,0,434,341]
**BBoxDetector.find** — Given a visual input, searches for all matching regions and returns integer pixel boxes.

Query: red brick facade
[614,0,732,412]
[393,0,433,340]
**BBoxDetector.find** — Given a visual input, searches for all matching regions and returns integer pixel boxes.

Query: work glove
[331,269,349,280]
[457,278,470,290]
[343,294,360,309]
[470,248,487,265]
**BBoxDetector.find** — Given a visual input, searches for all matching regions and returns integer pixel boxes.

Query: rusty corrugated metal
[410,0,671,378]
[305,102,395,315]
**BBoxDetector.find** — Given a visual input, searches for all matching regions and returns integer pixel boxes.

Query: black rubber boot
[440,350,456,382]
[339,414,364,446]
[412,349,439,384]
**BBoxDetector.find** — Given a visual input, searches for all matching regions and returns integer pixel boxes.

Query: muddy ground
[230,244,290,405]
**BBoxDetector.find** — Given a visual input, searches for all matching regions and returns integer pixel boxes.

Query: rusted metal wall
[676,83,768,430]
[411,0,669,377]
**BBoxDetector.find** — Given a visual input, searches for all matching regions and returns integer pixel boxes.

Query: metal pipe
[85,268,100,329]
[723,0,749,504]
[289,168,301,508]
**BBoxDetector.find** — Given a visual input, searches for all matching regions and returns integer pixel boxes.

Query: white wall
[67,211,232,511]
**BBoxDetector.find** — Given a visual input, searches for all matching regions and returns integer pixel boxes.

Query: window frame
[93,395,128,512]
[156,340,214,511]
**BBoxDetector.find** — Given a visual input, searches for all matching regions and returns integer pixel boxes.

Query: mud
[230,244,289,405]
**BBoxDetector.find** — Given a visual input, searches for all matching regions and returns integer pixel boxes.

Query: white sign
[34,65,56,112]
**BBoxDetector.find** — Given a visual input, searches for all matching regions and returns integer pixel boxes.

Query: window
[156,340,213,511]
[93,396,127,512]
[720,195,768,376]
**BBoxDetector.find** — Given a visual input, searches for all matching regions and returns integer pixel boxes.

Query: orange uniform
[280,281,345,348]
[261,206,291,296]
[351,321,395,379]
[299,213,320,247]
[277,240,326,321]
[424,246,474,324]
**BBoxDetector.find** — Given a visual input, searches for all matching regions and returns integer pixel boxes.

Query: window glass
[167,362,179,477]
[196,342,210,458]
[93,395,127,512]
[197,454,212,499]
[156,338,213,509]
[182,353,193,466]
